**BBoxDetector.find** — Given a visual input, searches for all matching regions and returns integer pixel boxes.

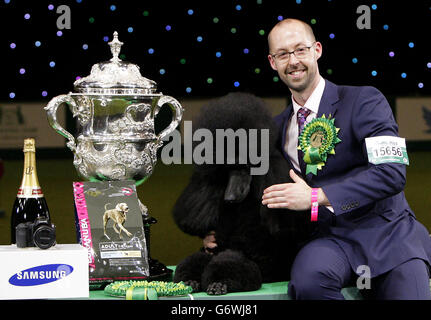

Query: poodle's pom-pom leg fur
[201,250,262,295]
[206,282,228,295]
[173,251,213,292]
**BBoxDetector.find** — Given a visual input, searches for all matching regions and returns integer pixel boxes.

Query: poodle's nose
[224,192,241,203]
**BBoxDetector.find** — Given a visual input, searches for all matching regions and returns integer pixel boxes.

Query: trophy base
[146,258,173,281]
[142,214,174,281]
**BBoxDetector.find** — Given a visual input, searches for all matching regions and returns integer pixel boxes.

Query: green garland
[104,280,193,300]
[298,114,341,175]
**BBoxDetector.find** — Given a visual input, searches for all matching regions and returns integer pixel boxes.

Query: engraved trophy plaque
[45,32,183,279]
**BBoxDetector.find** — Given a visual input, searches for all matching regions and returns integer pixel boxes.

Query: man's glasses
[270,42,316,63]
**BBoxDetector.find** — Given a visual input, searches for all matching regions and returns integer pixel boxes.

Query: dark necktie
[297,107,311,174]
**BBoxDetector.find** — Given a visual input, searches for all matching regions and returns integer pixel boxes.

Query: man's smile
[287,68,306,79]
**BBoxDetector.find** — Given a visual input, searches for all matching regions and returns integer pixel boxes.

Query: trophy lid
[74,32,157,95]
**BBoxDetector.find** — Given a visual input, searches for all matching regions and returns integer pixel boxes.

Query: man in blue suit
[262,18,431,299]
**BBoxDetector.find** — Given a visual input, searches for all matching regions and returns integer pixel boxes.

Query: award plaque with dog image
[73,180,149,289]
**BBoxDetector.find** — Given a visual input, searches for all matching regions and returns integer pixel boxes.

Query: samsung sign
[9,264,73,286]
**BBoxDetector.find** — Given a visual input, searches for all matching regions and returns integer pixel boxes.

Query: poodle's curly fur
[172,92,314,295]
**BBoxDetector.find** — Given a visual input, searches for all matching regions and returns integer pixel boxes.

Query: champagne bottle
[10,138,50,244]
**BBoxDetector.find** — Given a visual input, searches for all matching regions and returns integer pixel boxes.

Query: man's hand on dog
[203,231,217,254]
[262,169,329,210]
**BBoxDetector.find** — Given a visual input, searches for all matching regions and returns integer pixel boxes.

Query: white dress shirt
[284,76,326,171]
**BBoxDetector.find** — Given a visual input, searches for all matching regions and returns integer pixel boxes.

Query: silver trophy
[45,32,183,278]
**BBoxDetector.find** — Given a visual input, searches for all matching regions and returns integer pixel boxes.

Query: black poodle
[172,92,314,295]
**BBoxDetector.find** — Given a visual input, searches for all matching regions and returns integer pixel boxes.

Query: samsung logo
[9,264,73,286]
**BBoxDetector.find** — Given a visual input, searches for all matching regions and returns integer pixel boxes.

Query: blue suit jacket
[274,79,431,277]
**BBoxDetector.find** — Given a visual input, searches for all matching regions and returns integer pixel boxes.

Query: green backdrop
[0,151,430,266]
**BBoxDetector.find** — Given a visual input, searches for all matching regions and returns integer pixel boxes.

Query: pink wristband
[311,188,318,222]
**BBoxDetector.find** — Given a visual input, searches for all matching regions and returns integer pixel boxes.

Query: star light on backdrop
[1,0,430,101]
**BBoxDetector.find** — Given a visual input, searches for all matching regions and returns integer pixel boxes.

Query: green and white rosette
[104,280,193,300]
[298,114,341,175]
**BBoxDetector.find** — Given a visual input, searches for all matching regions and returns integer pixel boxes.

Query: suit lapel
[304,79,341,182]
[279,104,296,170]
[316,79,340,119]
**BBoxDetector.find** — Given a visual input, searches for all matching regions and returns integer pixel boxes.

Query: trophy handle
[154,95,184,141]
[44,94,77,152]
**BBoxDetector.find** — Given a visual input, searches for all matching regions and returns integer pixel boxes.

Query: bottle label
[17,186,44,198]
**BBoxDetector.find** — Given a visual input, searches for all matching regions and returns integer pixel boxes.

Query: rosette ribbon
[298,114,341,175]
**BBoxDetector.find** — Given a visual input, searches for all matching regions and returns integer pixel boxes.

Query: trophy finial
[108,31,123,63]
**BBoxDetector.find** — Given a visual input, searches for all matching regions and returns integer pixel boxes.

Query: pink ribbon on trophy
[73,182,95,269]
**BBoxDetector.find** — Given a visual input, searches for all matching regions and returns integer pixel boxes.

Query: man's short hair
[268,18,316,50]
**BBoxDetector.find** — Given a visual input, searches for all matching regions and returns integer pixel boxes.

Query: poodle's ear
[172,171,225,238]
[256,150,295,235]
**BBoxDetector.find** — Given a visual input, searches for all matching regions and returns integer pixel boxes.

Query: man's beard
[285,76,309,92]
[287,79,308,92]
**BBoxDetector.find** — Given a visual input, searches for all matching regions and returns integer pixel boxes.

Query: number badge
[365,136,409,165]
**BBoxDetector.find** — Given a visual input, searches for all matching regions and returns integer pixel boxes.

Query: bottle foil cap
[23,138,36,153]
